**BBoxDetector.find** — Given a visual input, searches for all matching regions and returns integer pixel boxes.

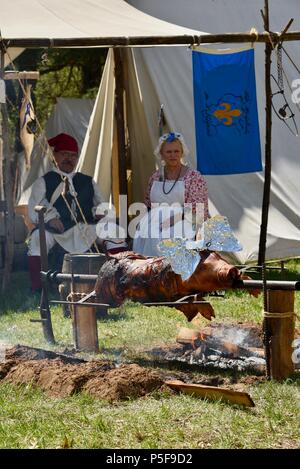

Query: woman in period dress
[133,132,209,256]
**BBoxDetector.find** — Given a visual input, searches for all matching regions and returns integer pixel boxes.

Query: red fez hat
[48,133,78,153]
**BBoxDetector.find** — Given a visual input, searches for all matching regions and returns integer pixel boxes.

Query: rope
[249,27,259,46]
[67,292,97,302]
[60,191,97,252]
[0,38,100,253]
[263,311,299,320]
[266,31,276,50]
[276,43,284,90]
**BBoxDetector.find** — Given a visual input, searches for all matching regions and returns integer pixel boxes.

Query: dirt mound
[5,344,86,364]
[0,360,17,379]
[84,363,163,401]
[0,346,164,401]
[3,359,115,397]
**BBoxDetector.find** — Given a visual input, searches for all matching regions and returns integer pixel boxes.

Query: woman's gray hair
[153,132,190,161]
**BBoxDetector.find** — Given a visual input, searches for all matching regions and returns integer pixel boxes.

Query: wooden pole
[111,117,120,215]
[258,0,273,266]
[61,253,105,352]
[0,58,4,202]
[69,282,99,353]
[113,48,128,198]
[72,302,99,352]
[0,48,15,292]
[3,30,300,49]
[4,71,40,81]
[35,206,55,344]
[266,290,295,380]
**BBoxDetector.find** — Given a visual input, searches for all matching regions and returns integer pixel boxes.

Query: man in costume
[27,132,127,292]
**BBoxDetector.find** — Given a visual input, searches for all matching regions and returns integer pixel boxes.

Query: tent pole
[258,0,272,266]
[113,48,128,201]
[0,47,15,292]
[3,31,300,48]
[0,52,4,202]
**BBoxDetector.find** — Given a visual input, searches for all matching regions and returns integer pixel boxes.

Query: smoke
[210,325,249,346]
[0,340,8,362]
[0,326,17,361]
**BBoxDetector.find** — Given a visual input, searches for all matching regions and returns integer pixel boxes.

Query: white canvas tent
[1,0,300,265]
[77,0,300,263]
[123,0,300,263]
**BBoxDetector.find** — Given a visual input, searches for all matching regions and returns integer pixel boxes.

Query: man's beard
[60,162,75,173]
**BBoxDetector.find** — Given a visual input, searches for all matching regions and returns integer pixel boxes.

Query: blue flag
[192,47,262,175]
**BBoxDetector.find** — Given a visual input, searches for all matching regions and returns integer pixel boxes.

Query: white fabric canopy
[0,0,199,40]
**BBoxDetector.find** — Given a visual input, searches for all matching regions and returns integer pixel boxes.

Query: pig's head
[180,251,241,293]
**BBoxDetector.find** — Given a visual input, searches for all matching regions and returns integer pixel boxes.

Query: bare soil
[0,345,164,401]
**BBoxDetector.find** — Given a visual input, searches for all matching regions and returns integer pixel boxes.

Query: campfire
[147,323,267,373]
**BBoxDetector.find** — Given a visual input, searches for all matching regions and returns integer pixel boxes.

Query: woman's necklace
[162,166,182,195]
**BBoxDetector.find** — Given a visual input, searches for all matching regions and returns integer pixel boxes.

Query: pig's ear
[229,266,240,280]
[198,303,215,321]
[176,303,215,322]
[240,274,261,298]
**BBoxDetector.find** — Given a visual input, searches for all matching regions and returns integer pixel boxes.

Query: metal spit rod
[41,270,300,290]
[50,299,211,308]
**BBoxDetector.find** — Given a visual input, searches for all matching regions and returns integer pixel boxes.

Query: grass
[0,261,299,449]
[0,379,299,449]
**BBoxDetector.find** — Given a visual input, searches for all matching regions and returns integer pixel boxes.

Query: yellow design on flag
[213,102,242,126]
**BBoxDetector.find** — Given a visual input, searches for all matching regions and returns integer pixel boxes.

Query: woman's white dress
[133,179,188,256]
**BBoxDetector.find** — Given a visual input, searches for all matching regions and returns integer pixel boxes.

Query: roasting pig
[95,250,254,322]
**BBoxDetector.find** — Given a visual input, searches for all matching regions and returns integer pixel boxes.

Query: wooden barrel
[62,253,107,276]
[61,253,107,353]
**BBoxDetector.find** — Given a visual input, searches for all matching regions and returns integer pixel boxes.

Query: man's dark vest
[43,171,95,231]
